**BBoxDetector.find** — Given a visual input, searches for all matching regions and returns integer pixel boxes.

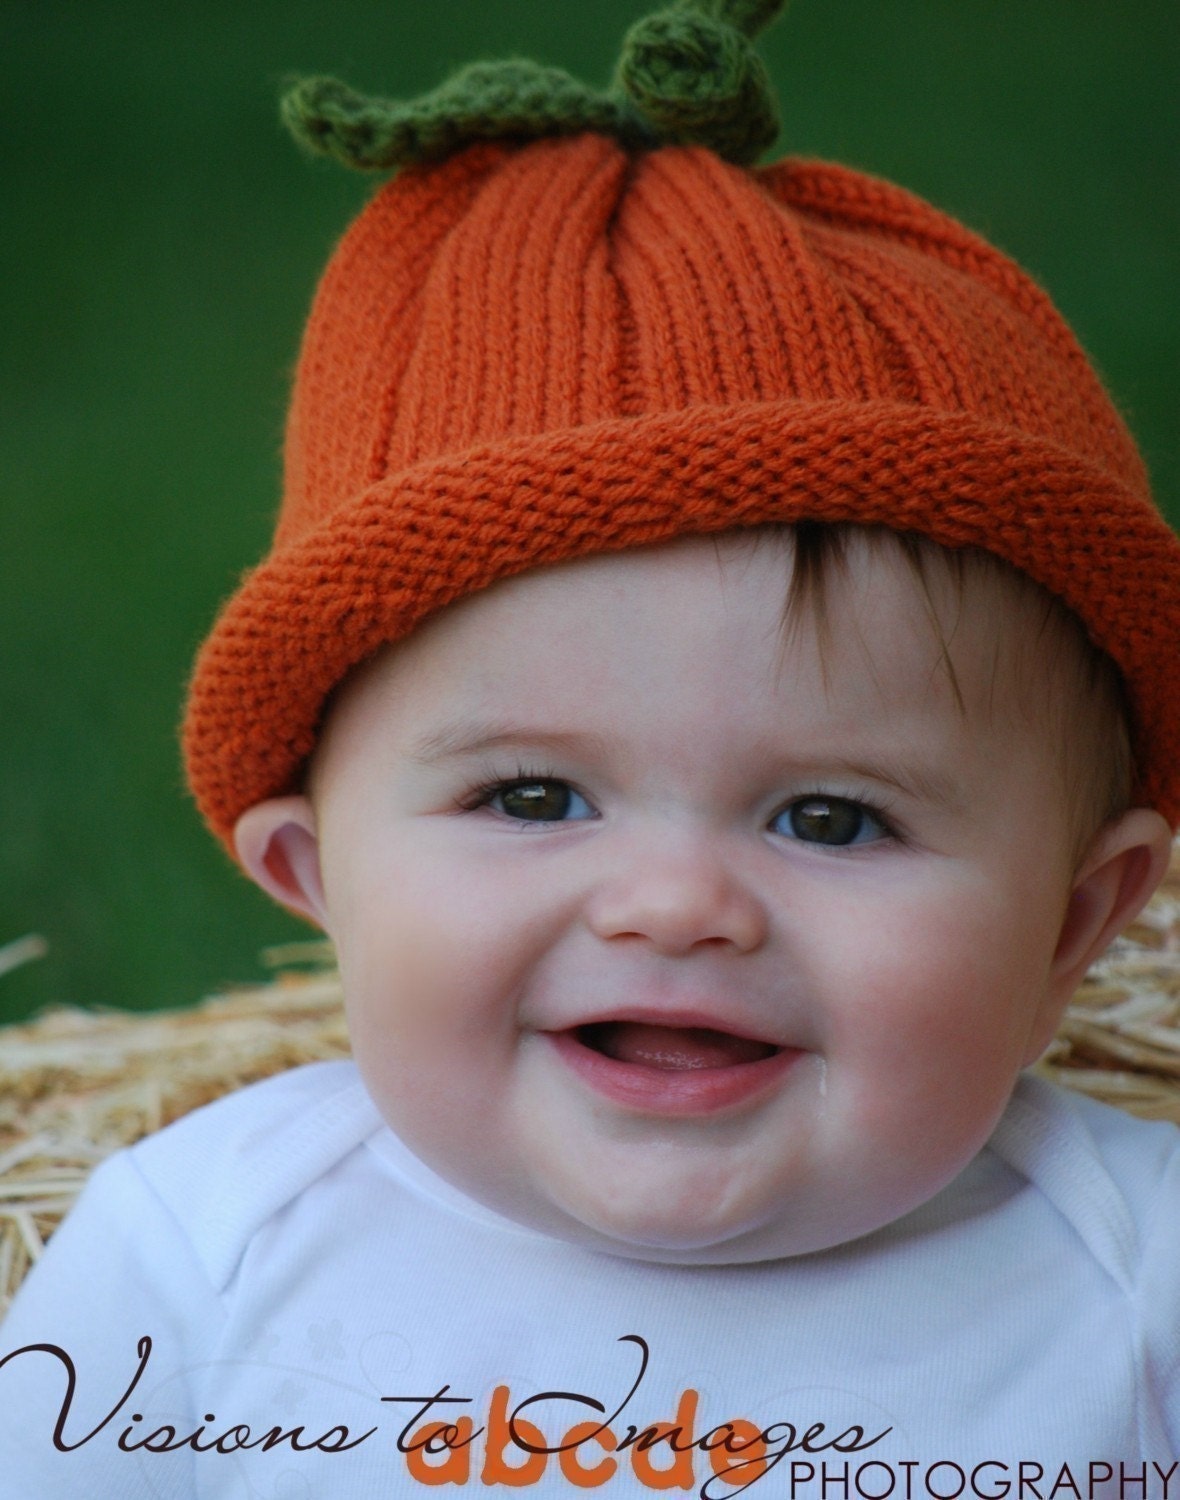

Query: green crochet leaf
[282,0,787,171]
[282,61,655,171]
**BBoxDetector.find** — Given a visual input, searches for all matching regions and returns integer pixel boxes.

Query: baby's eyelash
[456,763,562,812]
[774,784,906,849]
[815,783,897,826]
[456,770,905,845]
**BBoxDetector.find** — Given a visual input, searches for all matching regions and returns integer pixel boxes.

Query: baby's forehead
[309,527,1099,876]
[339,528,1066,740]
[303,518,1135,878]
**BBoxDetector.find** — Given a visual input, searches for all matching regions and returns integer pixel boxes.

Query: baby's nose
[583,826,769,956]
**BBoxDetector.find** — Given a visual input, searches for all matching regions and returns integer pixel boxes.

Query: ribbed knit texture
[184,93,1180,850]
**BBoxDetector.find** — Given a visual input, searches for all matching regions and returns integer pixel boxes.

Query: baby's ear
[1029,809,1173,1063]
[233,795,329,929]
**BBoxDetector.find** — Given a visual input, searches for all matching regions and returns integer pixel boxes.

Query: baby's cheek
[826,949,1031,1154]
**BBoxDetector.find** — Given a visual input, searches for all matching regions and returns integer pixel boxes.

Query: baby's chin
[493,1141,975,1265]
[524,1198,853,1267]
[493,1170,854,1266]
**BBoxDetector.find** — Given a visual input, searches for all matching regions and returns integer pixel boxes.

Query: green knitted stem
[678,0,786,39]
[614,8,780,165]
[282,0,787,171]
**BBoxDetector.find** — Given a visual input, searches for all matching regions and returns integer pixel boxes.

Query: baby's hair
[764,522,1133,865]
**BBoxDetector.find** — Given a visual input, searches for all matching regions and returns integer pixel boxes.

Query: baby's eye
[772,796,887,847]
[488,780,594,823]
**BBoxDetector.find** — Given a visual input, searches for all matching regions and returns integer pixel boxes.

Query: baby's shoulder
[132,1057,375,1167]
[127,1059,384,1289]
[1006,1073,1180,1182]
[993,1074,1180,1281]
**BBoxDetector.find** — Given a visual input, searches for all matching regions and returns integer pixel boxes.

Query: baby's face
[296,534,1111,1260]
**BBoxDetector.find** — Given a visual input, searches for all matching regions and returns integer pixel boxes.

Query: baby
[5,1,1180,1494]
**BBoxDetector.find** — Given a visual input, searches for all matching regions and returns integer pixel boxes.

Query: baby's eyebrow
[407,719,610,765]
[815,755,966,813]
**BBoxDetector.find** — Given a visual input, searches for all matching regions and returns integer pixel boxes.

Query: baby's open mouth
[548,1019,798,1115]
[575,1021,779,1071]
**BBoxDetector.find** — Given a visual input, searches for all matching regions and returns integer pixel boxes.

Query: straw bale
[0,959,347,1313]
[3,848,1180,1313]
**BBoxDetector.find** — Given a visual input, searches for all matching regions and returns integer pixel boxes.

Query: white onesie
[1,1062,1178,1498]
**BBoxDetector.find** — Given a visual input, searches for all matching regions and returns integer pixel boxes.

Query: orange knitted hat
[183,1,1180,846]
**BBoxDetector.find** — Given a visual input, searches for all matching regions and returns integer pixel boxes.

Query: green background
[2,1,1177,1025]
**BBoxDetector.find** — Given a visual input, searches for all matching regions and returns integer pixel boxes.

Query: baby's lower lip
[546,1022,801,1116]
